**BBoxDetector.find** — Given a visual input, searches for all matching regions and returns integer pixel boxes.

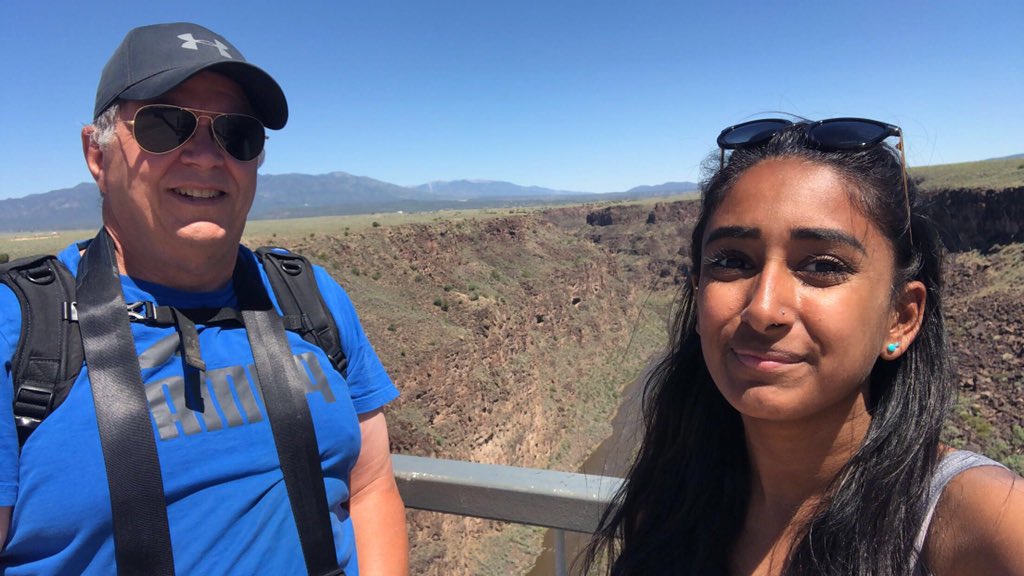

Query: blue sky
[1,1,1021,200]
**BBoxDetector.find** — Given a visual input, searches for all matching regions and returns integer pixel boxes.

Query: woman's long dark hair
[578,124,954,575]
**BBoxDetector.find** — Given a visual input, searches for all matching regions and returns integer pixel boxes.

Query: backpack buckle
[328,349,349,376]
[126,301,155,321]
[14,384,55,421]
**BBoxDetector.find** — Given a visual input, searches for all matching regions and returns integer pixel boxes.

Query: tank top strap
[911,450,1008,573]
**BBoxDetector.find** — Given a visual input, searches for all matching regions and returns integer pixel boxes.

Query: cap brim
[116,61,288,130]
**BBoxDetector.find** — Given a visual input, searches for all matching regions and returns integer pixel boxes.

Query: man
[0,22,408,574]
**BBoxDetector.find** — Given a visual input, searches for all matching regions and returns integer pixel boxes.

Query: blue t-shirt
[0,243,398,575]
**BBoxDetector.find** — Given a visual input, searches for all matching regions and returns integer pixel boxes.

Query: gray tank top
[911,450,1008,575]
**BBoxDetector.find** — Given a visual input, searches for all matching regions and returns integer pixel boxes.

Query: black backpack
[0,246,347,446]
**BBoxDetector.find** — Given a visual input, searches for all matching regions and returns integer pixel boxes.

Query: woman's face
[696,157,902,423]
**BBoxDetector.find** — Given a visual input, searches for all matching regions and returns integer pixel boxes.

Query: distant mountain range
[0,173,698,233]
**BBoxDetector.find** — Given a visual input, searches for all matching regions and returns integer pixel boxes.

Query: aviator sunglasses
[124,104,267,162]
[716,117,912,244]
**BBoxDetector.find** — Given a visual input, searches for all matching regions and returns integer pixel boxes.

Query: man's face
[85,71,259,271]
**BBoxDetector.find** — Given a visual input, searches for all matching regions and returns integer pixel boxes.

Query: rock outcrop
[925,187,1024,252]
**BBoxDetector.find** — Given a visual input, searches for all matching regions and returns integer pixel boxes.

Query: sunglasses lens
[718,119,792,149]
[213,114,266,162]
[133,106,198,153]
[808,120,891,150]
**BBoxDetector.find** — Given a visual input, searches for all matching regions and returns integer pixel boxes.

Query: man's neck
[107,231,238,292]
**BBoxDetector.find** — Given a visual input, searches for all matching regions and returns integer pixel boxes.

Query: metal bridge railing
[392,454,623,575]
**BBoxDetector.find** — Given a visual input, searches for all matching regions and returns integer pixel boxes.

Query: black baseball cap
[94,22,288,129]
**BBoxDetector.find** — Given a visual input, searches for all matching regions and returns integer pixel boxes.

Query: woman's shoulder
[924,451,1024,574]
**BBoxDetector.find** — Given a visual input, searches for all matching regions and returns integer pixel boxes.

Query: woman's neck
[731,391,872,575]
[745,407,870,512]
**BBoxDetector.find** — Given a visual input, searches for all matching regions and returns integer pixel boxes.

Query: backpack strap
[234,254,342,576]
[0,255,83,445]
[255,248,348,377]
[76,229,175,575]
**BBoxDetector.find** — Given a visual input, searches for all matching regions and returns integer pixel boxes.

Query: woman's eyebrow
[705,226,760,244]
[704,226,868,255]
[792,227,867,254]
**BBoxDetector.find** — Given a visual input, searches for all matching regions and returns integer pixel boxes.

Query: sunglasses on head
[124,104,267,162]
[716,117,912,244]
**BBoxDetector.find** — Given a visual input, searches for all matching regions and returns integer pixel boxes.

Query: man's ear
[82,125,105,186]
[882,280,927,359]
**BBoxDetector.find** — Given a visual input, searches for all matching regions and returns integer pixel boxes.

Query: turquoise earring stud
[886,342,900,354]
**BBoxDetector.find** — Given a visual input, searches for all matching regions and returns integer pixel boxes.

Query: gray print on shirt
[140,334,338,440]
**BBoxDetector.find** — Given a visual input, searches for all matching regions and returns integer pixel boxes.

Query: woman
[581,118,1024,575]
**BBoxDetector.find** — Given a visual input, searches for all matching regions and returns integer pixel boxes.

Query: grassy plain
[0,230,90,260]
[0,194,695,260]
[911,156,1024,191]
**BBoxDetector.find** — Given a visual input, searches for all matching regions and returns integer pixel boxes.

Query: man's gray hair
[90,104,120,148]
[87,102,266,167]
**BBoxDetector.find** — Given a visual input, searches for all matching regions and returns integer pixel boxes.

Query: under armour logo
[177,33,233,59]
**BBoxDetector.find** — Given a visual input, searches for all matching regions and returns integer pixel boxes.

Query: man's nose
[179,116,226,166]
